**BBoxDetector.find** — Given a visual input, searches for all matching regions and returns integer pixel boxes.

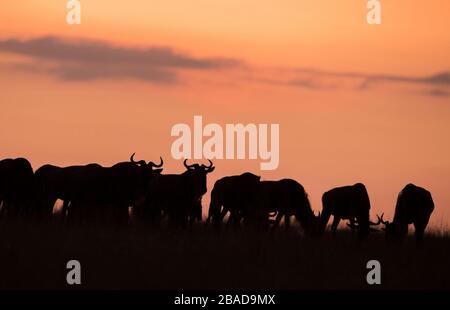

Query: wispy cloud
[0,36,448,97]
[276,68,450,91]
[425,88,450,97]
[0,36,240,83]
[251,67,450,96]
[295,68,450,87]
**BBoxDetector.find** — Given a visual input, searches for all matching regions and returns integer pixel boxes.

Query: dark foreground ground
[0,218,449,290]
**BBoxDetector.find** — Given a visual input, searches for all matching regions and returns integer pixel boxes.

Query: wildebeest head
[376,213,402,240]
[130,153,164,173]
[320,183,379,239]
[183,159,215,198]
[127,153,164,206]
[306,210,322,236]
[298,196,322,237]
[382,184,434,244]
[346,215,381,235]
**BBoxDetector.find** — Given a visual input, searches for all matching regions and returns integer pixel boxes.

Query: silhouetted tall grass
[0,218,449,290]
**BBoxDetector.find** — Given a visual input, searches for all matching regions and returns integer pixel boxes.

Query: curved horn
[369,217,382,226]
[184,159,195,170]
[130,153,146,166]
[377,213,389,225]
[205,159,214,172]
[206,159,213,168]
[148,157,163,168]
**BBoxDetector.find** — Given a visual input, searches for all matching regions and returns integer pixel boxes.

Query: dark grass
[0,218,449,290]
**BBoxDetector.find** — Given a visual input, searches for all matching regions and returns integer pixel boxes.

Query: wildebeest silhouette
[100,154,163,225]
[206,172,261,229]
[320,183,379,239]
[35,154,163,224]
[190,197,203,225]
[377,183,434,244]
[0,158,34,217]
[35,163,103,219]
[254,179,319,234]
[207,175,318,234]
[137,159,215,229]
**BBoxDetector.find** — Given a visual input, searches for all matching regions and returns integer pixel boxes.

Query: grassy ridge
[0,219,449,290]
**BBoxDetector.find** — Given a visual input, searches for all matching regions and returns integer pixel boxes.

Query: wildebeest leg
[284,215,291,231]
[269,212,284,233]
[206,199,222,227]
[331,216,340,236]
[349,218,357,236]
[147,205,163,228]
[225,212,232,229]
[19,196,33,217]
[188,200,202,229]
[172,206,189,230]
[181,214,189,230]
[188,209,200,230]
[225,210,239,230]
[38,197,57,221]
[67,200,83,226]
[0,199,10,217]
[116,204,129,228]
[1,198,14,217]
[414,220,428,246]
[319,210,331,234]
[226,211,236,230]
[61,200,70,222]
[189,214,196,228]
[220,206,229,222]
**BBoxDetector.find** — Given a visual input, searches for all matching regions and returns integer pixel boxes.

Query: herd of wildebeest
[0,155,435,244]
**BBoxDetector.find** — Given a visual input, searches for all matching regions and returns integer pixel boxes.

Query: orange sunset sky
[0,1,449,226]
